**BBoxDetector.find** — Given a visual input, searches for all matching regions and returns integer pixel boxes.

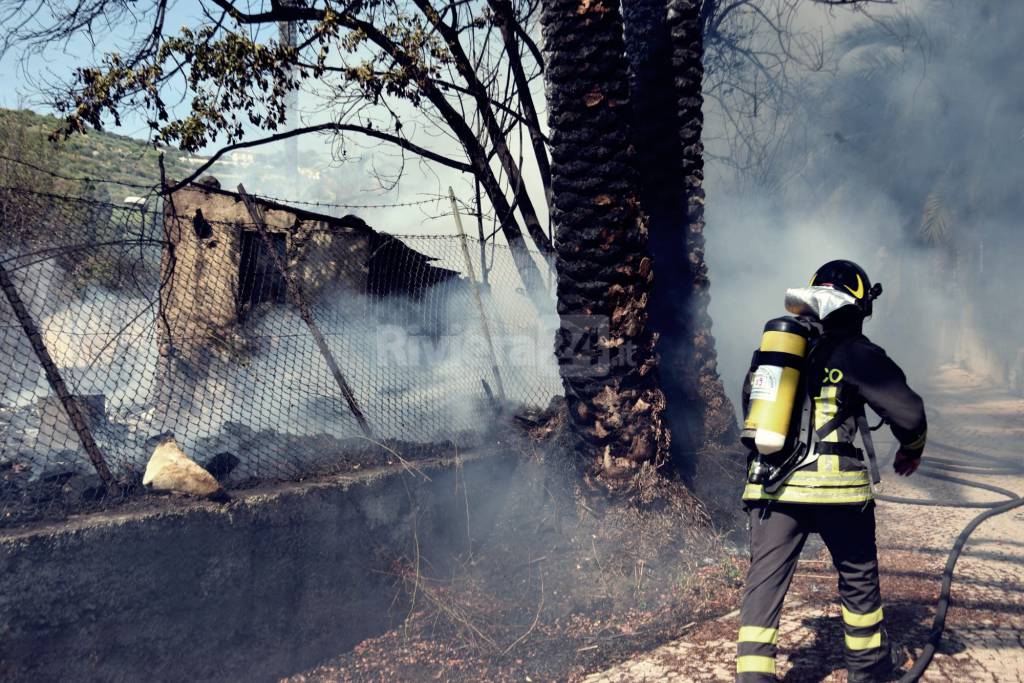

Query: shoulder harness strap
[855,407,882,486]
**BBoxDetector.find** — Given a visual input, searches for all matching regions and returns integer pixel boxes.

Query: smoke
[704,0,1024,413]
[0,233,561,483]
[168,274,559,481]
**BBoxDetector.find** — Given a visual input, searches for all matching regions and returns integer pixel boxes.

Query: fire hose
[873,439,1024,682]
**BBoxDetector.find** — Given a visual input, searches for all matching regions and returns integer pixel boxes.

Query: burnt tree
[622,0,735,481]
[543,0,669,485]
[669,0,738,452]
[622,0,886,472]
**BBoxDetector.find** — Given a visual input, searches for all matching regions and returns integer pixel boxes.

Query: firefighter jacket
[741,326,927,504]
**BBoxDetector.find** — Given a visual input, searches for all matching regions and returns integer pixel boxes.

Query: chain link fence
[0,184,561,526]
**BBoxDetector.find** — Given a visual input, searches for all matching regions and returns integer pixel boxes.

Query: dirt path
[585,367,1024,682]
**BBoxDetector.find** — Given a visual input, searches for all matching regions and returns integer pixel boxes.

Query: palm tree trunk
[622,0,737,479]
[666,0,738,454]
[542,0,670,486]
[622,0,703,478]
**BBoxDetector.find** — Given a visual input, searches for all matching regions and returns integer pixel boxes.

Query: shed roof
[171,179,461,297]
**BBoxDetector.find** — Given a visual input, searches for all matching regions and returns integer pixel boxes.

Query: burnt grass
[287,412,750,682]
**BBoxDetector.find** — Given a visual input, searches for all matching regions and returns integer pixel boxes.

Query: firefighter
[735,260,927,682]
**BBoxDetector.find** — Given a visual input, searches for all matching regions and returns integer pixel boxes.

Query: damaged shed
[158,178,459,364]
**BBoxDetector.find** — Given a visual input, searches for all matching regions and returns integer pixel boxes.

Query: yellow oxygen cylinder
[741,317,809,455]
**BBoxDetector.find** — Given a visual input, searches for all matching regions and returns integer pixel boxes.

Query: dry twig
[356,436,432,481]
[501,561,545,656]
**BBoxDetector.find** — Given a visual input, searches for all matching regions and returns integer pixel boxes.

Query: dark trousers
[735,502,890,681]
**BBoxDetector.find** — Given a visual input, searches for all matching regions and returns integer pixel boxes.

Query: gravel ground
[586,366,1024,682]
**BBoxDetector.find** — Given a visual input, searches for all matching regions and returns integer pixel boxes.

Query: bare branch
[206,0,325,23]
[165,122,474,193]
[489,0,551,201]
[412,0,553,253]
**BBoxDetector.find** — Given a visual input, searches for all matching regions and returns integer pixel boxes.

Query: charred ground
[287,401,749,682]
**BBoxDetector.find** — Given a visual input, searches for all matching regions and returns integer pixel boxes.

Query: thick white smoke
[704,0,1024,413]
[2,239,560,482]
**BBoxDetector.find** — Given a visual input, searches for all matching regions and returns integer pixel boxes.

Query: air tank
[741,317,809,455]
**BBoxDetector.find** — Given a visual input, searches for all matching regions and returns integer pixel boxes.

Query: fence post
[474,179,489,285]
[449,187,507,402]
[0,260,118,494]
[236,185,374,438]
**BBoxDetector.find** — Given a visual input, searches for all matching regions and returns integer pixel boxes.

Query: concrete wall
[0,452,514,682]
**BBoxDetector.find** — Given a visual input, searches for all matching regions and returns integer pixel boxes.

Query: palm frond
[920,190,952,245]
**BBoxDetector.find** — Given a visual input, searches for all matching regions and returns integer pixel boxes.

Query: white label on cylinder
[749,365,782,402]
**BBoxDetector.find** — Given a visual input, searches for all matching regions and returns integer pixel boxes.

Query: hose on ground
[873,439,1024,683]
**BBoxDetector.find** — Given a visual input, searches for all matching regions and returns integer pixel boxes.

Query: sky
[1,2,200,134]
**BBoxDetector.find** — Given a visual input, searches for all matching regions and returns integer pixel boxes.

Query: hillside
[0,108,384,210]
[0,108,194,198]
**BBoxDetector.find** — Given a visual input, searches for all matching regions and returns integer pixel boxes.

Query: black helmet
[810,259,883,316]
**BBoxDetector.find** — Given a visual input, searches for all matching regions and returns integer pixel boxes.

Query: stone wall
[0,452,514,682]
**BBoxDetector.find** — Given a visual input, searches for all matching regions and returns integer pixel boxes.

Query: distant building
[181,152,253,167]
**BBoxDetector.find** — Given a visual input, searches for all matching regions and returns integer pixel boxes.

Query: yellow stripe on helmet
[844,273,865,299]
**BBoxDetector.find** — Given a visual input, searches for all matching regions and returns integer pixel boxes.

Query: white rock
[143,436,225,499]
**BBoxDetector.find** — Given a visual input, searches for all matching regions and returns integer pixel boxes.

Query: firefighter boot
[846,641,903,683]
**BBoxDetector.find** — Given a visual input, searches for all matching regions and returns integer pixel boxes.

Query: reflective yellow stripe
[738,626,778,645]
[842,605,884,628]
[814,387,839,443]
[819,454,840,472]
[784,470,869,487]
[760,331,807,356]
[845,631,882,650]
[737,655,776,674]
[904,430,927,450]
[743,483,874,504]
